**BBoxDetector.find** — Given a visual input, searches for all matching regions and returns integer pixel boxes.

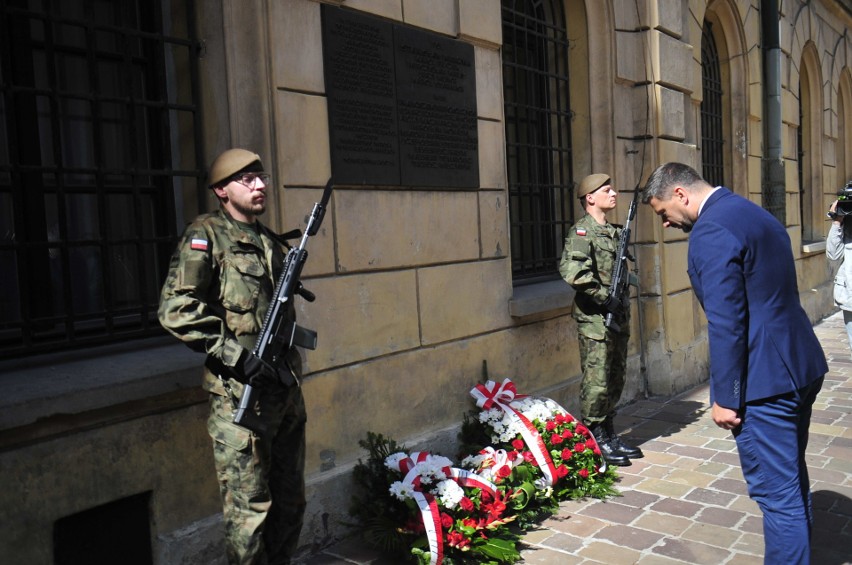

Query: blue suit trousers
[733,377,823,565]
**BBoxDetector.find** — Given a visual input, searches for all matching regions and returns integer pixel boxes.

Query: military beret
[208,148,263,187]
[577,173,611,198]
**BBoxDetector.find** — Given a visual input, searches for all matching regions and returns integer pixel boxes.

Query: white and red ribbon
[471,378,560,486]
[389,452,498,565]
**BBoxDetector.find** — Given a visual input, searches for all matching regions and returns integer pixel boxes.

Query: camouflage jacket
[158,208,301,396]
[559,213,629,338]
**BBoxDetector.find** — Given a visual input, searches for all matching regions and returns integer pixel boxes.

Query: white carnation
[434,480,465,509]
[389,481,415,501]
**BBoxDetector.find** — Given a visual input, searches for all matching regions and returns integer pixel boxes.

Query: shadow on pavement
[617,398,709,447]
[812,489,852,564]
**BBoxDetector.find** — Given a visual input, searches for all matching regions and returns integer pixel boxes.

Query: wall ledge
[0,337,206,433]
[509,279,575,320]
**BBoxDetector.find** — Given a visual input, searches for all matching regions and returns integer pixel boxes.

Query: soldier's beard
[232,199,266,219]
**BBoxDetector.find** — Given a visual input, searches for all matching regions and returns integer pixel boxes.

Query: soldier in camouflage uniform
[159,148,306,565]
[559,173,643,467]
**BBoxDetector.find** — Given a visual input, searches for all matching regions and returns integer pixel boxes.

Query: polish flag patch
[190,238,209,251]
[576,228,587,236]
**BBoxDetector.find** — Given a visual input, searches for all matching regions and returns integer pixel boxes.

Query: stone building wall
[1,1,850,563]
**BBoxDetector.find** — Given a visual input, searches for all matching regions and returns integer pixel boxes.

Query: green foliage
[348,432,414,557]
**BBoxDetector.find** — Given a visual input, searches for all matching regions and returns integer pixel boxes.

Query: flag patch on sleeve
[190,238,209,251]
[576,228,587,236]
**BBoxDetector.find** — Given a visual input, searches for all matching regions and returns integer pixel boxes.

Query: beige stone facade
[2,0,851,563]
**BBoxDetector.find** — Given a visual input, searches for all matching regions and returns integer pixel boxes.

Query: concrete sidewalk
[302,312,852,564]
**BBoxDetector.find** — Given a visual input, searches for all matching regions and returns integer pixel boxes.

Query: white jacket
[827,221,852,310]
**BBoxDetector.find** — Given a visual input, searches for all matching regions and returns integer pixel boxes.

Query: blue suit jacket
[687,188,827,408]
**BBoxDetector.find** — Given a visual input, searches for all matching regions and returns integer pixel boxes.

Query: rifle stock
[234,178,333,434]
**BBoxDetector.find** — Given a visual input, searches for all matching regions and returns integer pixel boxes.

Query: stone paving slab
[299,312,852,564]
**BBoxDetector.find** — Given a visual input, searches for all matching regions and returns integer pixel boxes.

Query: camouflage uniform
[559,213,629,425]
[159,208,306,565]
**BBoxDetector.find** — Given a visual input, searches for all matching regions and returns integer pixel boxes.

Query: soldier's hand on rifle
[602,294,624,315]
[236,351,280,389]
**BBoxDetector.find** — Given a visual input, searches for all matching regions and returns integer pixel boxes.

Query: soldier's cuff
[221,340,246,368]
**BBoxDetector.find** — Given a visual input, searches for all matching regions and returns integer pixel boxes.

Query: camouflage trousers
[577,329,629,424]
[207,385,307,565]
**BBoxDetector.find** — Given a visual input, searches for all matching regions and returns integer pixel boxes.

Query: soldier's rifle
[234,178,333,434]
[604,187,639,332]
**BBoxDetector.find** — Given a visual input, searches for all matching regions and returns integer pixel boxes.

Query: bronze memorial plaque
[321,6,478,188]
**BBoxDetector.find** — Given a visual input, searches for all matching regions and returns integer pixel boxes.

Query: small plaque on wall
[321,6,479,188]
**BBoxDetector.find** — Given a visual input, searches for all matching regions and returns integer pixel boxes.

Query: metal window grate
[701,22,725,187]
[0,0,203,358]
[502,0,574,282]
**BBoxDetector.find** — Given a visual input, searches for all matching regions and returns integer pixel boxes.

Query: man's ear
[212,185,228,201]
[673,186,688,203]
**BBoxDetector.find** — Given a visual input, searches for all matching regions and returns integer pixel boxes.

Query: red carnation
[550,433,564,445]
[459,496,474,512]
[441,512,453,530]
[497,465,512,479]
[578,468,589,479]
[576,424,589,436]
[523,451,536,462]
[562,428,573,439]
[556,464,569,478]
[574,442,587,453]
[561,448,573,460]
[512,438,525,450]
[546,420,557,431]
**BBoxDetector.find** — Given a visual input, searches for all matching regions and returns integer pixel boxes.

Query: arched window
[839,72,852,188]
[798,76,807,228]
[502,0,574,282]
[798,44,823,242]
[701,21,725,187]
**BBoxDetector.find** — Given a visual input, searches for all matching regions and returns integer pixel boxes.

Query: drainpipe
[761,0,785,223]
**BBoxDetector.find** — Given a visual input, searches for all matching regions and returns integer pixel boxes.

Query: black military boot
[588,422,631,467]
[604,416,644,459]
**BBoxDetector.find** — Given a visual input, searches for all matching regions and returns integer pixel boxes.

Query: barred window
[0,0,203,358]
[502,0,574,282]
[701,22,724,187]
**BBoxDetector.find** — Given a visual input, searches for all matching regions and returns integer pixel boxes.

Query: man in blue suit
[642,162,826,564]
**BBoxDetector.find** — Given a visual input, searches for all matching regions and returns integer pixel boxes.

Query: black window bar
[0,0,204,359]
[502,0,574,282]
[701,21,725,188]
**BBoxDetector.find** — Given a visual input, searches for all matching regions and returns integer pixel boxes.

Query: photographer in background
[826,180,852,356]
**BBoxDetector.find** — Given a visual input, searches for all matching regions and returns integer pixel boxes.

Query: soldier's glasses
[232,172,270,187]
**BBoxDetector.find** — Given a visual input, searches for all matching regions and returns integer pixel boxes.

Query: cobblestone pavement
[300,312,852,564]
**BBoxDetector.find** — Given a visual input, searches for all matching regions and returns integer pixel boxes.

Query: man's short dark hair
[642,162,705,203]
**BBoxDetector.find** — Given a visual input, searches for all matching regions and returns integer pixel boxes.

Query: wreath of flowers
[349,378,620,564]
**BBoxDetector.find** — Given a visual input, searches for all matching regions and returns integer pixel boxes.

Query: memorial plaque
[394,26,478,187]
[322,7,400,185]
[321,6,479,188]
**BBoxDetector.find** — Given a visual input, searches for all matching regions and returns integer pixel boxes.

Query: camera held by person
[828,180,852,220]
